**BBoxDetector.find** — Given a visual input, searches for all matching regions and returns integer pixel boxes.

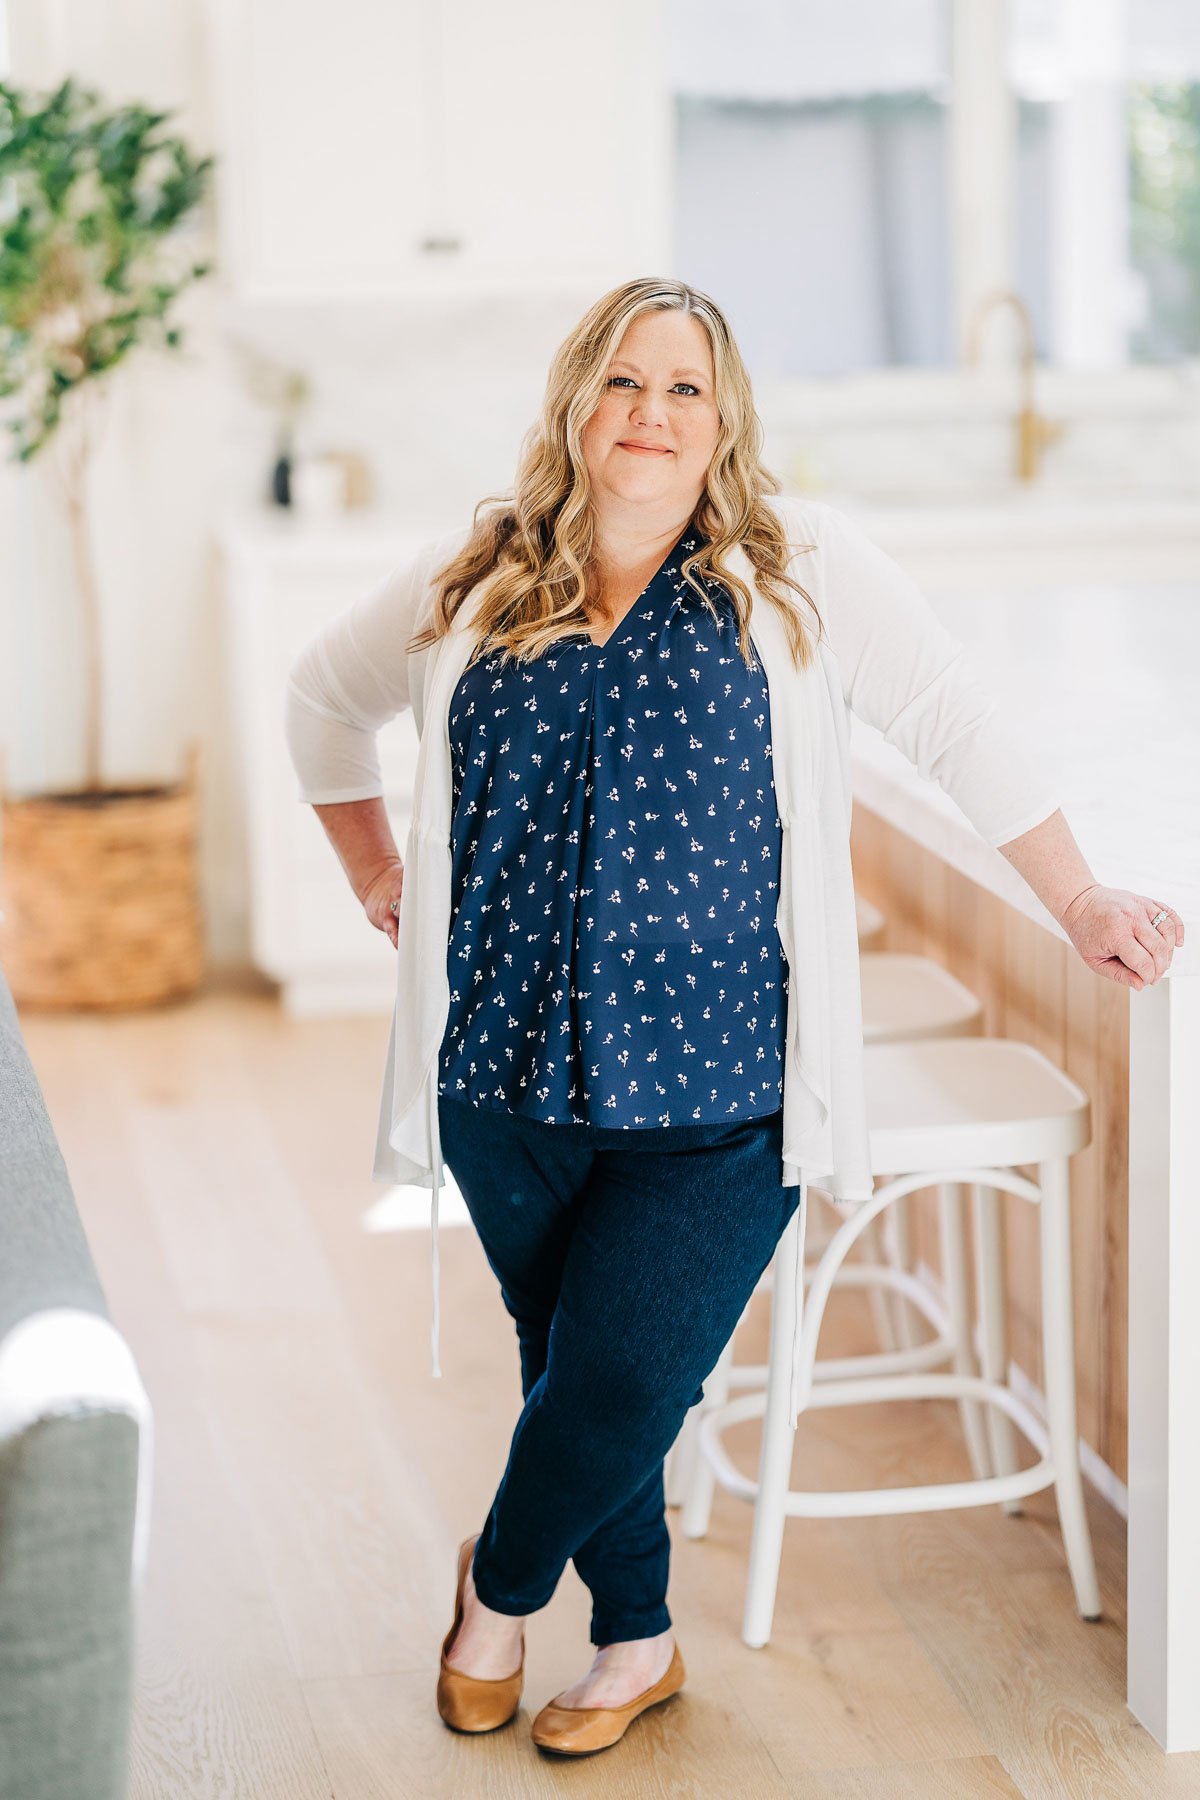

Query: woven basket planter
[0,742,205,1010]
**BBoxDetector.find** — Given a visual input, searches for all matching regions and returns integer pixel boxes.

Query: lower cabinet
[218,513,441,1015]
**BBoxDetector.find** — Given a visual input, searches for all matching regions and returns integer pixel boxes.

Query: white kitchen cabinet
[206,0,669,302]
[218,510,444,1015]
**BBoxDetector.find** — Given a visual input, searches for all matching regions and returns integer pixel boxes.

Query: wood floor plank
[191,1309,448,1683]
[302,1656,794,1799]
[782,1753,1026,1797]
[716,1615,989,1779]
[882,1564,1200,1798]
[119,996,345,1320]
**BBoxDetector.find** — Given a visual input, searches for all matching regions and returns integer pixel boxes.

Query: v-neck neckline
[583,522,698,651]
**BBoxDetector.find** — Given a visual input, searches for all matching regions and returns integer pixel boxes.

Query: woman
[284,277,1182,1756]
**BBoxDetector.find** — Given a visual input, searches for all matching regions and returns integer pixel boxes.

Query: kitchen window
[668,0,1200,374]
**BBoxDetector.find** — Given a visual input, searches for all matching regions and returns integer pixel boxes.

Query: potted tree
[0,75,214,1008]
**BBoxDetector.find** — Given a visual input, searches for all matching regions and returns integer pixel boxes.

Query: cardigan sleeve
[283,529,464,804]
[807,499,1062,849]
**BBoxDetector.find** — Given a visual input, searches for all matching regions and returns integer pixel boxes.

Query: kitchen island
[846,574,1199,1751]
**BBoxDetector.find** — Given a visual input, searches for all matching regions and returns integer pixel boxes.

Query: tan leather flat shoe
[530,1641,686,1755]
[436,1533,525,1732]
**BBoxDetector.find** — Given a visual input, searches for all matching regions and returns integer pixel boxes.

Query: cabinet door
[223,544,424,991]
[208,0,667,298]
[436,0,667,286]
[209,0,426,299]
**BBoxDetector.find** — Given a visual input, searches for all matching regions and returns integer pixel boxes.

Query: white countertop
[850,579,1200,975]
[219,492,1200,558]
[845,491,1200,549]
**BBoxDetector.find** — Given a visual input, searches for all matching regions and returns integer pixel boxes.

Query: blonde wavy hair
[408,276,824,673]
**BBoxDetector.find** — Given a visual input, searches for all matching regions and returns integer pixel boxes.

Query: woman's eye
[607,376,700,395]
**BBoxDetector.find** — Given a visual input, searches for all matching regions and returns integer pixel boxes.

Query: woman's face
[580,309,720,523]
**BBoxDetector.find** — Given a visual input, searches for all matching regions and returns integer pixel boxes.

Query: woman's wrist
[312,796,403,903]
[994,808,1097,927]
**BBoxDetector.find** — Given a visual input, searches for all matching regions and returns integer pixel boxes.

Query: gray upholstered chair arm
[0,963,151,1800]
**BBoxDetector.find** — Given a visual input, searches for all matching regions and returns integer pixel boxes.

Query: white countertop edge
[215,492,1200,563]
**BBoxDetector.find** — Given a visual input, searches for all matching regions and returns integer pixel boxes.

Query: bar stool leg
[680,1325,739,1538]
[863,1194,901,1352]
[973,1179,1024,1515]
[937,1181,994,1480]
[1038,1156,1102,1620]
[665,1396,700,1507]
[882,1187,920,1349]
[743,1203,802,1648]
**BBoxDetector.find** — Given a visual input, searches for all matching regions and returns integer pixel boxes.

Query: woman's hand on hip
[360,861,405,948]
[1060,883,1184,989]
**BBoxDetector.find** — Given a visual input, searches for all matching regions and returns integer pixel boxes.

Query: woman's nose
[630,391,669,427]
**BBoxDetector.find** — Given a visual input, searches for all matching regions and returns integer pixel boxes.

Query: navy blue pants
[437,1092,800,1647]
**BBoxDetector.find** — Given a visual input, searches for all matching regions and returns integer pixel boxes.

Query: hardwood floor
[23,979,1191,1797]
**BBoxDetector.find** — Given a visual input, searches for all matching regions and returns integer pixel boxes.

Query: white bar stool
[860,951,983,1044]
[857,953,984,1358]
[665,951,986,1507]
[687,1036,1100,1648]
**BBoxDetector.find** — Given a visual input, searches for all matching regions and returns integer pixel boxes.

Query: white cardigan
[285,494,1061,1425]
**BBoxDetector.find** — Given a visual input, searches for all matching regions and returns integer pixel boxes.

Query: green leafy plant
[0,75,214,791]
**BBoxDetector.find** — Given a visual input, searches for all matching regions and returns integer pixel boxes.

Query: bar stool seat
[860,951,982,1043]
[684,1036,1100,1648]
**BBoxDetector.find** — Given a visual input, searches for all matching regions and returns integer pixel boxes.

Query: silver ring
[390,898,399,916]
[1150,908,1168,930]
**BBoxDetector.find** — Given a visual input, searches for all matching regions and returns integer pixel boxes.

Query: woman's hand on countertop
[1059,883,1184,989]
[996,811,1185,985]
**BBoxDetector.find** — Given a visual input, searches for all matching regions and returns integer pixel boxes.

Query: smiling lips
[618,441,673,455]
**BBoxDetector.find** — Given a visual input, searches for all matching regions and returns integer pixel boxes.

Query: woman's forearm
[994,807,1096,925]
[312,796,403,902]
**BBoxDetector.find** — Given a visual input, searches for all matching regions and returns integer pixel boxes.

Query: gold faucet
[964,289,1065,482]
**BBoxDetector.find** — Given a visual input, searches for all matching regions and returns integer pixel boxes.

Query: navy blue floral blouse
[437,523,789,1127]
